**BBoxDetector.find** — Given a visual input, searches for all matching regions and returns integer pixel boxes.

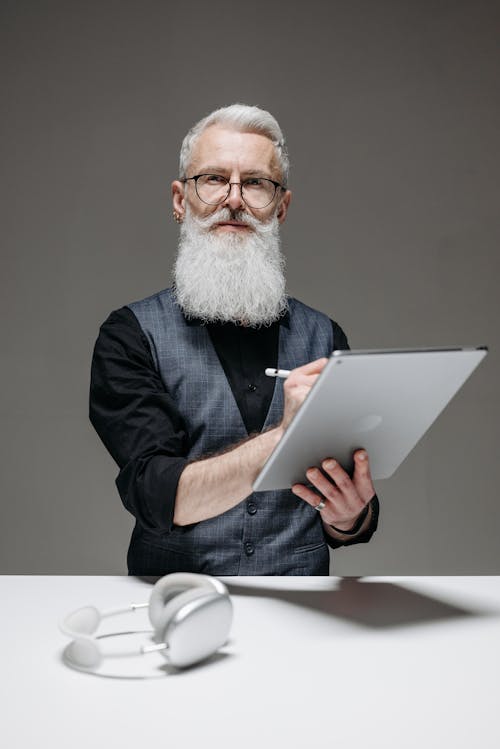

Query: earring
[173,211,183,224]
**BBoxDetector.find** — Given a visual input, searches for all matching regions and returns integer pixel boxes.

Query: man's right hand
[280,357,329,430]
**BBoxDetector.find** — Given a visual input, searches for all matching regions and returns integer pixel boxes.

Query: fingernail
[324,459,336,470]
[358,451,367,461]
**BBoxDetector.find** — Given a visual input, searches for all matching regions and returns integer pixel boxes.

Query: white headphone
[60,573,233,670]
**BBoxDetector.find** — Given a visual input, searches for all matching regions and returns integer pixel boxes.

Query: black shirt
[90,306,377,547]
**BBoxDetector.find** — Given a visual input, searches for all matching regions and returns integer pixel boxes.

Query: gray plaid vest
[128,287,333,575]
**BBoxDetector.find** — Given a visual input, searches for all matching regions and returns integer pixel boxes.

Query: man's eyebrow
[191,166,274,179]
[192,165,226,174]
[241,169,272,177]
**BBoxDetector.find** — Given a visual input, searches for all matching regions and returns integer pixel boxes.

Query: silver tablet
[253,346,488,491]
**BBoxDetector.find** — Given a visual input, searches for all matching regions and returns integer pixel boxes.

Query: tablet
[252,346,488,491]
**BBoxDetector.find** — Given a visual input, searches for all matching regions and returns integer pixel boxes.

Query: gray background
[1,0,499,574]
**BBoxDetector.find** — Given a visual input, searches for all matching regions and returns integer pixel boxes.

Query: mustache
[188,207,276,234]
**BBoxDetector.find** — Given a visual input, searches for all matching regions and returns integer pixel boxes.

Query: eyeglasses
[182,173,285,209]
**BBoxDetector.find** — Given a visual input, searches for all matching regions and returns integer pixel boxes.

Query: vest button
[247,502,257,515]
[247,383,257,392]
[244,542,255,556]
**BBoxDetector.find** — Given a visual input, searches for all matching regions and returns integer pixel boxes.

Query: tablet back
[253,347,487,491]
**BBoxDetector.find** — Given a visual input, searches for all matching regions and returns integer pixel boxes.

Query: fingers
[291,482,325,508]
[351,449,375,503]
[316,458,365,516]
[283,358,328,400]
[287,357,328,382]
[281,358,329,429]
[293,357,329,375]
[291,451,375,529]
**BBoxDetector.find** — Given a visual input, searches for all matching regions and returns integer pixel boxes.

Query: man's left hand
[291,449,375,532]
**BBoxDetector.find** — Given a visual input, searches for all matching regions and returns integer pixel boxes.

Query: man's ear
[172,180,186,220]
[277,189,292,224]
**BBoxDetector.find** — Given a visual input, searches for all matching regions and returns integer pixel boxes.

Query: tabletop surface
[3,575,500,748]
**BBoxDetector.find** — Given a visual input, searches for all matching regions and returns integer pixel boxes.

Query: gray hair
[179,103,290,186]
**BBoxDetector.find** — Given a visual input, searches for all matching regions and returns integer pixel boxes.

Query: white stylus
[265,368,291,379]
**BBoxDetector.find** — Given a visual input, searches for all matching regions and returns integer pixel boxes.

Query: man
[90,104,379,575]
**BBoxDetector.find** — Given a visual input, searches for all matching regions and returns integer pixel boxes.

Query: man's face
[172,125,291,230]
[172,124,291,326]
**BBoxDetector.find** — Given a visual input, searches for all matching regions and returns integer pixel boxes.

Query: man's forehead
[188,125,280,176]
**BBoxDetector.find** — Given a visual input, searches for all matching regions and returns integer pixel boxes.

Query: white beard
[173,206,288,327]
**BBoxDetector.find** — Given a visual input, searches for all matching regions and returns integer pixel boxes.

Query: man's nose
[222,182,245,211]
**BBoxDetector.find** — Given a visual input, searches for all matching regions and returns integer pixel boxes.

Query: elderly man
[90,104,379,575]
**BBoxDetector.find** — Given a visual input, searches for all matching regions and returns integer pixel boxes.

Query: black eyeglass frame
[181,173,286,208]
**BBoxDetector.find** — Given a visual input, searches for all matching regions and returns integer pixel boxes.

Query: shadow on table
[222,578,485,629]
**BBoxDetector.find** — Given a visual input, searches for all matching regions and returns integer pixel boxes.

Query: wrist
[328,503,370,536]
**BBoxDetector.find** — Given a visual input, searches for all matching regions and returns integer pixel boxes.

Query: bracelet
[329,501,371,536]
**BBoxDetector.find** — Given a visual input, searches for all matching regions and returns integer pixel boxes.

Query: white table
[3,576,500,748]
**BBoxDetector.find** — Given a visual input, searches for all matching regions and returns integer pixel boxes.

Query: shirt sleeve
[323,319,380,549]
[331,318,349,352]
[89,307,188,534]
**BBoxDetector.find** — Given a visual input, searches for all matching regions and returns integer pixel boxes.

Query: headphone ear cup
[60,605,102,637]
[160,589,233,668]
[65,637,102,669]
[147,573,232,668]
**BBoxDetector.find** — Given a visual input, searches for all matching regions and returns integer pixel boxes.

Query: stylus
[265,368,291,378]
